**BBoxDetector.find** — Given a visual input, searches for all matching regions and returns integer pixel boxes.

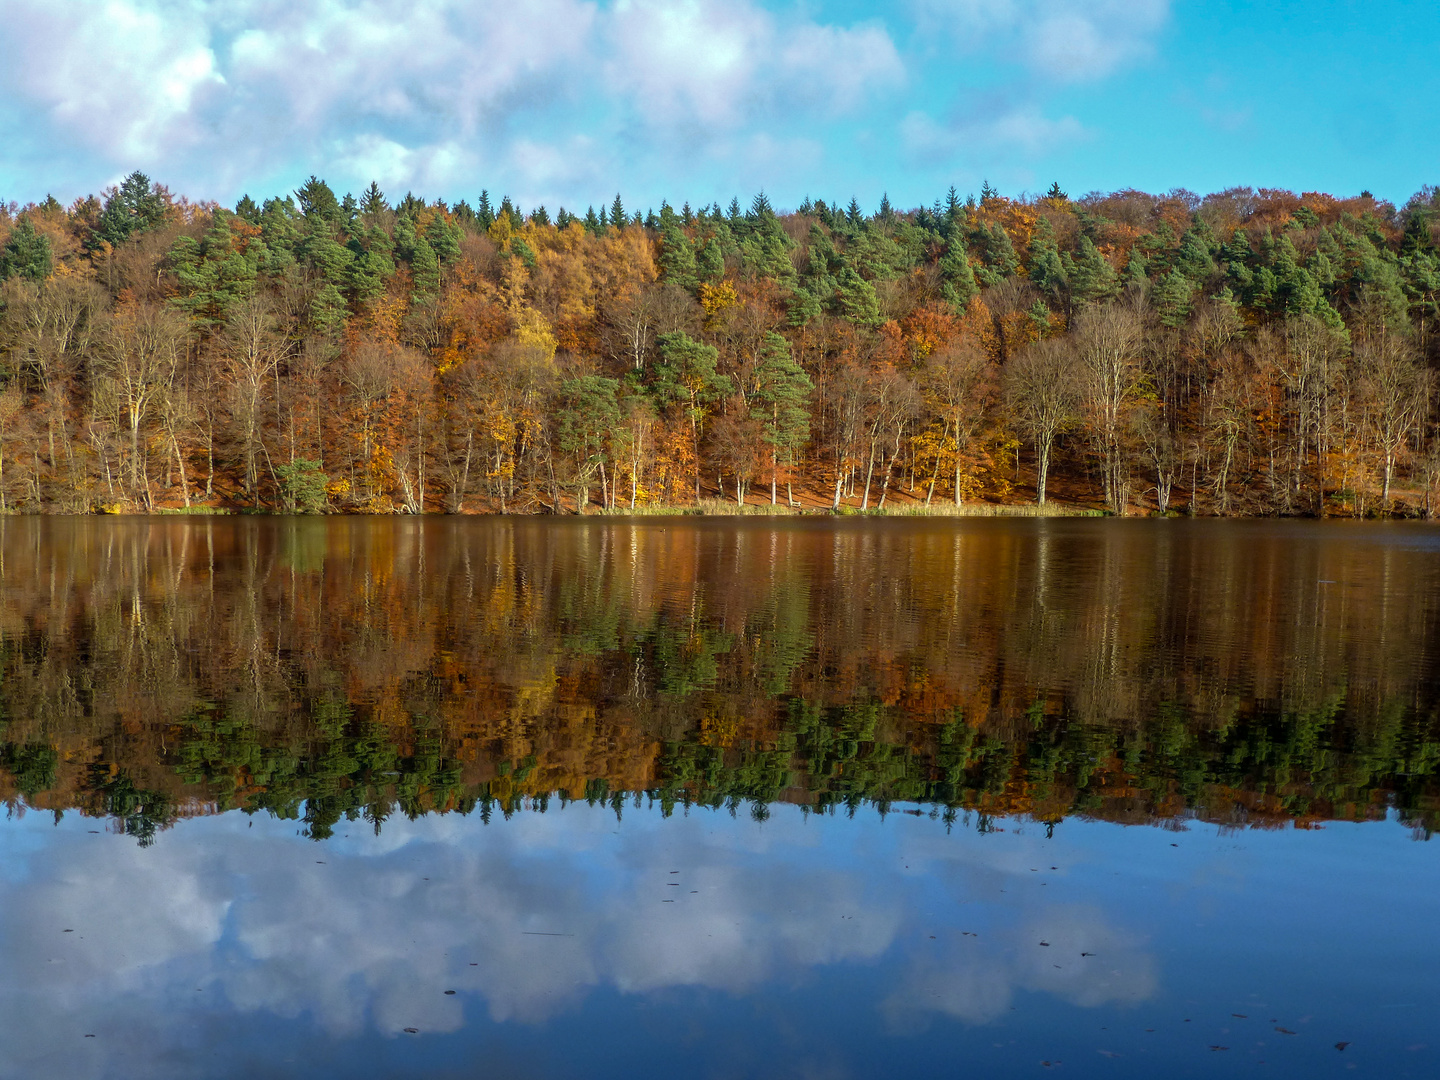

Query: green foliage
[0,220,52,282]
[658,218,697,290]
[750,332,813,470]
[91,171,168,249]
[835,266,883,326]
[1,742,57,799]
[275,459,329,513]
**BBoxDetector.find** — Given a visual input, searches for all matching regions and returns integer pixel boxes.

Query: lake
[1,516,1437,1078]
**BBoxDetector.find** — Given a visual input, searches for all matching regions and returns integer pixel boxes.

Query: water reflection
[1,516,1438,840]
[5,804,1438,1080]
[3,517,1440,1079]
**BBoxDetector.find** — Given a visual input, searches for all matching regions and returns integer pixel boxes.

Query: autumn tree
[1005,338,1078,505]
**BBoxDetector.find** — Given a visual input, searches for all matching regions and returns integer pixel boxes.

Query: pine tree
[611,194,626,228]
[1027,218,1066,300]
[1066,235,1118,307]
[651,332,733,500]
[0,219,52,282]
[658,221,698,290]
[296,176,342,224]
[696,236,725,282]
[938,238,978,313]
[749,332,814,504]
[836,267,883,326]
[91,171,167,249]
[1153,269,1195,327]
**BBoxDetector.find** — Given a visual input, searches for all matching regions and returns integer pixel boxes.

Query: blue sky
[0,0,1436,214]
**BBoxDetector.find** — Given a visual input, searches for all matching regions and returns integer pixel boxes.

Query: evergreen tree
[296,176,342,225]
[658,221,698,289]
[695,235,726,281]
[1124,247,1149,292]
[611,193,626,228]
[1065,235,1118,307]
[557,376,622,511]
[835,266,883,326]
[1027,217,1066,300]
[651,332,733,500]
[0,219,52,282]
[938,235,978,313]
[749,332,814,504]
[91,171,167,249]
[972,223,1018,287]
[1174,227,1216,282]
[1153,269,1195,327]
[477,190,496,230]
[944,186,963,231]
[359,182,388,222]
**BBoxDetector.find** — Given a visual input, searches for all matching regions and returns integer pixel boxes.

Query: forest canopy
[2,175,1439,516]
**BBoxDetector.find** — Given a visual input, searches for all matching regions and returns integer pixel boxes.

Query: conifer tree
[750,332,813,504]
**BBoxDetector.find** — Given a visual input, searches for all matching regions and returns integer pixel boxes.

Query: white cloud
[917,0,1170,82]
[0,0,224,161]
[0,0,903,205]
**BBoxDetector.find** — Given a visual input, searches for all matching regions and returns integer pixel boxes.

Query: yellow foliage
[487,215,513,249]
[514,309,558,361]
[699,280,738,317]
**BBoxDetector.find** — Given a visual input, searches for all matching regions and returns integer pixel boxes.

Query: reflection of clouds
[883,906,1156,1028]
[0,808,1155,1079]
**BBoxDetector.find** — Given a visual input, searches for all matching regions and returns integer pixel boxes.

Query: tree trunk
[172,433,190,507]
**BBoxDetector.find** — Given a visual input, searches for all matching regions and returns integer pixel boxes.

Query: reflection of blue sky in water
[2,806,1438,1079]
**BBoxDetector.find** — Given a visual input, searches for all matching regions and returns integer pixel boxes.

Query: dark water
[1,516,1438,1079]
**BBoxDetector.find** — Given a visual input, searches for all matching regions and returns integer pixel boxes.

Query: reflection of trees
[0,517,1437,841]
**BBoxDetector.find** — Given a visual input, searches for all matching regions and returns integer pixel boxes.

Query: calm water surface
[1,516,1438,1079]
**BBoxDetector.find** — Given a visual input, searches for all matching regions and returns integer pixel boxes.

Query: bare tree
[1073,302,1145,513]
[921,343,997,505]
[1355,340,1431,507]
[221,293,291,499]
[1005,338,1079,505]
[92,302,185,506]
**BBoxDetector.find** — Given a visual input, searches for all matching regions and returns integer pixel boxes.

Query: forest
[2,174,1439,515]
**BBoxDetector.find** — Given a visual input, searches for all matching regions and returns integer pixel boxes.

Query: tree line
[1,175,1439,514]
